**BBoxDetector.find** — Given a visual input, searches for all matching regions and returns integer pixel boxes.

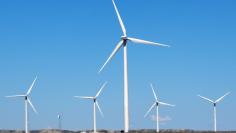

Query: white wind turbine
[6,77,38,133]
[98,0,170,132]
[144,83,175,132]
[74,82,107,133]
[198,92,230,132]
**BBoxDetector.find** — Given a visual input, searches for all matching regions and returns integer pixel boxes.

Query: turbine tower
[6,76,38,133]
[99,0,170,132]
[144,83,175,132]
[198,92,230,132]
[74,82,107,133]
[57,114,62,130]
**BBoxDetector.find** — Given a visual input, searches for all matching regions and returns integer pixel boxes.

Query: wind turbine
[144,83,175,132]
[98,0,170,132]
[57,114,62,130]
[198,92,230,132]
[74,82,107,133]
[6,76,38,133]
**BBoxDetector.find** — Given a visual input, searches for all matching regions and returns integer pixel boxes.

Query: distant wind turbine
[198,92,230,132]
[57,114,62,130]
[144,83,175,132]
[98,0,170,132]
[6,76,38,133]
[74,82,107,133]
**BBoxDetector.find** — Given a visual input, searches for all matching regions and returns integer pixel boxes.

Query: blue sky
[0,0,236,131]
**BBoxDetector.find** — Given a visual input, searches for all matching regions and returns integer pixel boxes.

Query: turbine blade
[74,96,94,99]
[215,92,230,103]
[95,81,108,98]
[197,95,214,103]
[144,102,156,118]
[98,41,123,73]
[159,101,175,107]
[150,83,158,101]
[26,76,37,95]
[96,101,104,117]
[27,98,38,114]
[112,0,126,36]
[128,37,170,47]
[5,95,25,98]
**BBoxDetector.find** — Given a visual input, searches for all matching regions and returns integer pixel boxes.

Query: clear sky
[0,0,236,131]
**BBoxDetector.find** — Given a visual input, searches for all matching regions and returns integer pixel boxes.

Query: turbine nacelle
[93,98,97,103]
[121,36,127,40]
[213,103,216,107]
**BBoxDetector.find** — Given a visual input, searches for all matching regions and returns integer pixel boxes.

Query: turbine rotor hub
[121,36,128,46]
[121,36,127,40]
